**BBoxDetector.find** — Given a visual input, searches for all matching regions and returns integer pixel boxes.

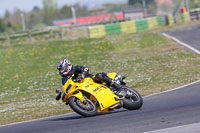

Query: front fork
[56,89,85,102]
[71,92,85,103]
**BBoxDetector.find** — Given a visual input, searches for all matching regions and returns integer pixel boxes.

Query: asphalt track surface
[1,25,200,133]
[165,24,200,51]
[0,80,200,133]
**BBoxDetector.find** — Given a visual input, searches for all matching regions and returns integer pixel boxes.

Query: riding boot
[111,81,121,91]
[103,76,121,91]
[94,73,122,90]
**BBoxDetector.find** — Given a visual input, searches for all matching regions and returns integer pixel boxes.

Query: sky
[0,0,127,17]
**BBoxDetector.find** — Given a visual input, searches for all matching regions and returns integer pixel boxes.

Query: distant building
[123,9,144,20]
[156,0,174,15]
[157,0,173,6]
[53,13,123,26]
[88,6,106,16]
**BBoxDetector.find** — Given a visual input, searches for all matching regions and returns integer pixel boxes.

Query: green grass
[0,31,200,125]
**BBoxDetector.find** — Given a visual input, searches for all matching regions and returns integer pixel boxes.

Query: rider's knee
[95,73,103,79]
[93,73,104,83]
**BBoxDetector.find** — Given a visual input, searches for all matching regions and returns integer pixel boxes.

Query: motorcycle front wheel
[68,96,97,117]
[121,86,143,110]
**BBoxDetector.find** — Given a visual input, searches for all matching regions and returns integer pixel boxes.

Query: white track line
[162,33,200,55]
[144,79,200,98]
[145,33,200,98]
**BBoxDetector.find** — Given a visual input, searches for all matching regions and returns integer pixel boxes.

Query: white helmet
[56,59,72,77]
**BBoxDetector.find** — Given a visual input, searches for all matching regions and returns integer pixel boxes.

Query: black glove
[56,92,62,101]
[55,89,62,101]
[76,75,84,82]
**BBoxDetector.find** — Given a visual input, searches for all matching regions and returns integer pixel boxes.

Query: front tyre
[68,96,97,117]
[121,86,143,110]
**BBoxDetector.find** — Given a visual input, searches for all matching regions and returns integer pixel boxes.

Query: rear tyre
[121,86,143,110]
[68,96,97,117]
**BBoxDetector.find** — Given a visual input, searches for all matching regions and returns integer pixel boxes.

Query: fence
[0,10,199,45]
[0,27,89,45]
[89,16,164,39]
[88,12,195,39]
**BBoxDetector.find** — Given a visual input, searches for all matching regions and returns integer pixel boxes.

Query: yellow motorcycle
[56,73,143,117]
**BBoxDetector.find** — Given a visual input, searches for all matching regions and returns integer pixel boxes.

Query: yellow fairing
[107,72,117,80]
[62,76,120,112]
[77,78,120,111]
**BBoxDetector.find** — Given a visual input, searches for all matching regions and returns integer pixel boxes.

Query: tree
[128,0,156,14]
[32,6,40,12]
[189,0,200,8]
[52,4,90,22]
[4,10,10,19]
[128,0,155,5]
[104,3,131,13]
[128,0,135,5]
[42,0,58,25]
[27,6,44,29]
[9,8,22,27]
[76,6,90,17]
[0,18,7,33]
[58,5,72,18]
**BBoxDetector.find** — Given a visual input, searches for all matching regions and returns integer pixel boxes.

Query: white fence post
[28,30,32,44]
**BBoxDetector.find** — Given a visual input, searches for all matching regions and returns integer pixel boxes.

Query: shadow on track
[46,115,84,121]
[45,109,128,122]
[97,109,127,116]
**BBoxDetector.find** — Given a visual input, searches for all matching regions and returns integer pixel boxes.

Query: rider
[56,59,121,100]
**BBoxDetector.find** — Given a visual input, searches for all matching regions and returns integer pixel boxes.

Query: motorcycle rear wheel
[121,86,143,110]
[68,96,97,117]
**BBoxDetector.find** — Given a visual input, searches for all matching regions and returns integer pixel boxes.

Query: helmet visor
[59,67,66,73]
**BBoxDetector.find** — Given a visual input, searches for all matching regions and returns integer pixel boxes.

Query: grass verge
[0,31,200,125]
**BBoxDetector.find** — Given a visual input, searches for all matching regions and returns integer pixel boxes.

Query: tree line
[0,0,90,33]
[0,0,200,33]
